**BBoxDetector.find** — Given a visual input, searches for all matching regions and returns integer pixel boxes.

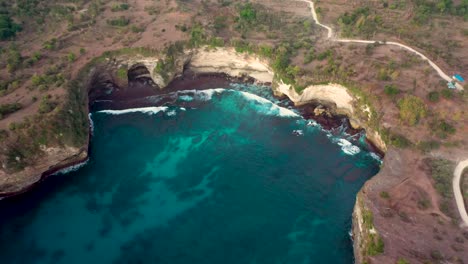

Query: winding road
[299,0,468,226]
[300,0,464,90]
[453,160,468,227]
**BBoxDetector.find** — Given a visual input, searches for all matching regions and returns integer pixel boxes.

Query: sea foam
[98,106,168,115]
[237,91,300,118]
[336,138,361,155]
[53,159,89,176]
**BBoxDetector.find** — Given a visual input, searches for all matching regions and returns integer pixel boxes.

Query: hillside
[0,0,467,263]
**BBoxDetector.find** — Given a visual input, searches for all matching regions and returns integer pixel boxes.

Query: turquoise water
[0,85,380,264]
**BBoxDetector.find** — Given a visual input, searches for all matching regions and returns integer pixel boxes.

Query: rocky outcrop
[189,48,274,84]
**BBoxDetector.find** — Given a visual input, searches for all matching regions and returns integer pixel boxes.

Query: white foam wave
[88,113,94,135]
[293,130,304,136]
[370,152,383,163]
[178,95,194,102]
[98,106,168,115]
[53,159,89,176]
[180,107,186,111]
[177,88,226,102]
[166,110,177,116]
[336,139,361,155]
[237,91,300,118]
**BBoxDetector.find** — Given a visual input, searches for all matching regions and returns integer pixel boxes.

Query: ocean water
[0,85,380,264]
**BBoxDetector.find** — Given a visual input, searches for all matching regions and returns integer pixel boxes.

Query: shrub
[441,89,453,99]
[427,91,440,102]
[428,159,454,198]
[384,84,400,97]
[67,52,76,62]
[39,95,57,114]
[418,199,431,210]
[397,95,427,125]
[239,3,257,23]
[418,140,440,152]
[0,14,22,40]
[317,49,332,60]
[189,24,205,47]
[380,191,390,199]
[116,67,127,80]
[107,16,130,27]
[258,45,274,58]
[43,38,58,50]
[304,48,315,64]
[397,258,410,264]
[0,103,22,119]
[208,37,224,48]
[431,119,456,139]
[131,25,145,33]
[386,132,411,148]
[111,3,130,12]
[213,16,226,32]
[367,234,385,256]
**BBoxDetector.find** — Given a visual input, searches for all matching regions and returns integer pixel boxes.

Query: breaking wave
[98,107,169,115]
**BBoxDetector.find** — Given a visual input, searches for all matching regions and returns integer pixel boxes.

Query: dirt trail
[453,159,468,227]
[300,0,464,90]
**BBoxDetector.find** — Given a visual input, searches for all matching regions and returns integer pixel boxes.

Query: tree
[397,95,427,126]
[0,14,21,40]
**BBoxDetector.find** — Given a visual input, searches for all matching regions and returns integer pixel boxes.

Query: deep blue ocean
[0,84,380,264]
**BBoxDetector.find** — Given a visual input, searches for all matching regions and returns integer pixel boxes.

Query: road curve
[453,159,468,227]
[300,0,463,90]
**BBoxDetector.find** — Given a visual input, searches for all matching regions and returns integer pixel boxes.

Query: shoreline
[0,71,383,200]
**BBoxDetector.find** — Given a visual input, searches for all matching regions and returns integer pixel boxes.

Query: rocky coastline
[0,46,389,263]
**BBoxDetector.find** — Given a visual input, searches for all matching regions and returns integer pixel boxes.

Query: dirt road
[300,0,464,90]
[453,159,468,227]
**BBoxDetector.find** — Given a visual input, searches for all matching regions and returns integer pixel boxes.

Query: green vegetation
[0,103,22,119]
[152,41,185,84]
[303,48,315,64]
[213,16,226,32]
[38,95,57,114]
[380,191,390,199]
[428,159,454,199]
[397,258,410,264]
[441,88,453,99]
[43,38,60,51]
[67,52,76,62]
[381,129,412,148]
[0,80,20,96]
[0,14,22,40]
[116,67,127,80]
[31,71,65,91]
[189,24,206,47]
[430,119,456,139]
[418,198,431,210]
[413,0,468,24]
[24,51,42,67]
[111,3,130,12]
[427,91,440,102]
[384,84,400,98]
[367,234,385,256]
[239,3,256,22]
[338,7,383,38]
[417,140,440,152]
[6,46,22,73]
[131,25,145,33]
[360,205,385,257]
[107,16,130,27]
[397,95,427,126]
